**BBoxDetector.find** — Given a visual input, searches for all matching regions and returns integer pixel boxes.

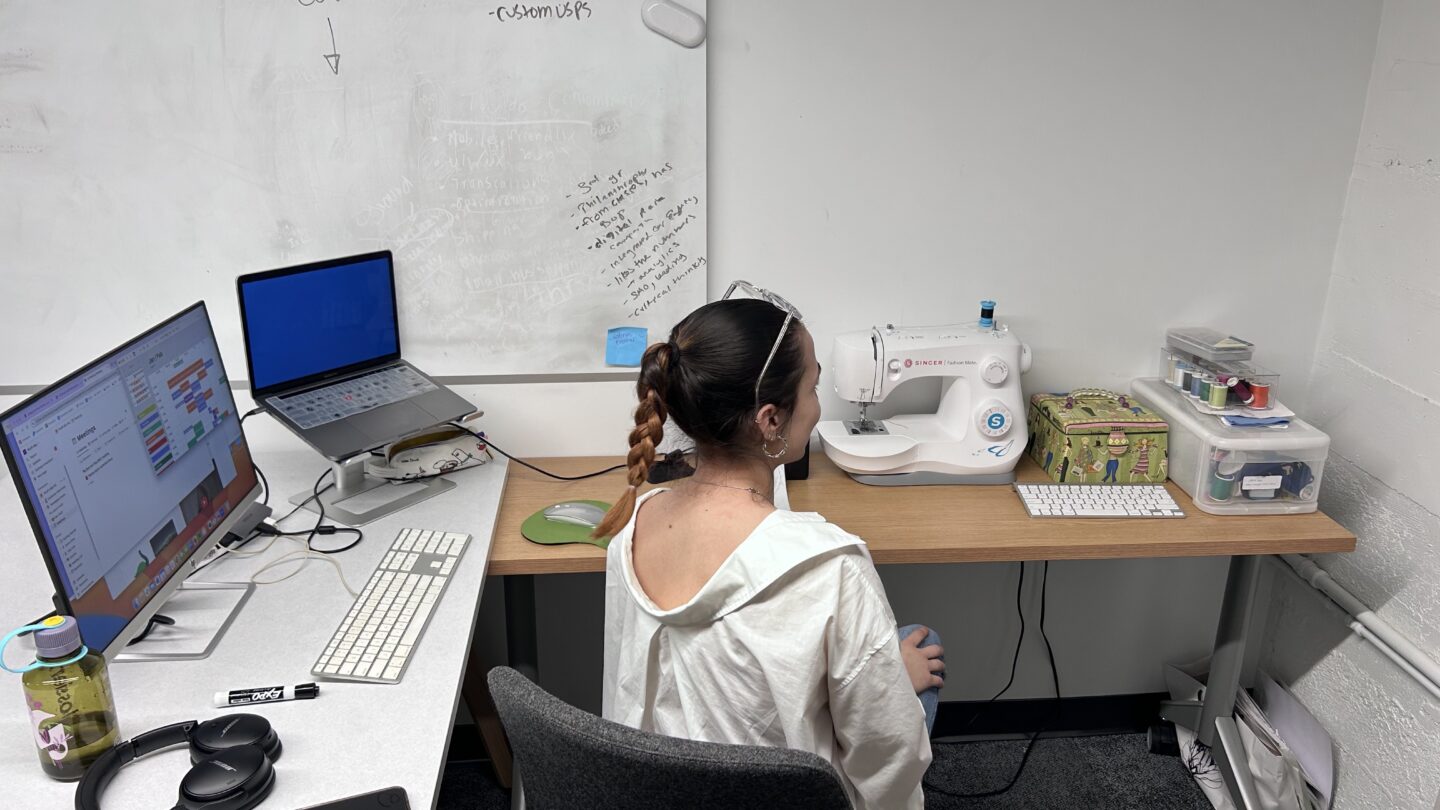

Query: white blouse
[602,487,932,809]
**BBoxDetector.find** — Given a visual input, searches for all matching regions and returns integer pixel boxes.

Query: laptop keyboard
[271,366,438,429]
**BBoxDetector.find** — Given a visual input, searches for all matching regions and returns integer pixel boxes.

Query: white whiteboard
[0,0,706,383]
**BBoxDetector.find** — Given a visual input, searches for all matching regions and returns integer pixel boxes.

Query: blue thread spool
[978,300,996,329]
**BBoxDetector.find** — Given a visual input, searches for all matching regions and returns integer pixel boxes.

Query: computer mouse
[542,502,607,528]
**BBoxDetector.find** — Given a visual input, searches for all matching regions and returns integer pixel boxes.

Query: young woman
[595,283,943,809]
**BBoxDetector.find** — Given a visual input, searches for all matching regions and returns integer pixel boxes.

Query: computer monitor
[0,303,262,660]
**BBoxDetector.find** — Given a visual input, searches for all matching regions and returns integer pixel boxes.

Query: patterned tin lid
[1030,389,1168,434]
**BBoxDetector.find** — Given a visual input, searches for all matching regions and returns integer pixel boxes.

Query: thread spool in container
[1209,473,1236,501]
[1248,382,1271,409]
[1207,378,1229,408]
[1231,379,1253,404]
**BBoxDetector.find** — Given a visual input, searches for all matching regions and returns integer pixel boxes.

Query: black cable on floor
[925,560,1063,799]
[956,563,1027,732]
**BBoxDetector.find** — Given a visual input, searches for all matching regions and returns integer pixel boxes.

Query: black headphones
[75,713,282,810]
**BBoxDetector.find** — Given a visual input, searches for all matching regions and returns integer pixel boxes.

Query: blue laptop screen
[241,255,399,392]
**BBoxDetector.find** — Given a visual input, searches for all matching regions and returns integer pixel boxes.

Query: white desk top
[0,413,506,809]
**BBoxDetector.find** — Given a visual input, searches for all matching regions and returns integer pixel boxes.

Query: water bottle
[2,615,121,780]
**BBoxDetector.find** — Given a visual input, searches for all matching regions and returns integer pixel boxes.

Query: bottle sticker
[1242,475,1282,491]
[28,700,71,762]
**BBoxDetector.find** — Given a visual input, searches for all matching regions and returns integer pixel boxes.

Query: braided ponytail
[591,342,671,539]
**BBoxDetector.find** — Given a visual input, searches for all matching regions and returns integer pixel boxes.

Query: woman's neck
[690,452,775,501]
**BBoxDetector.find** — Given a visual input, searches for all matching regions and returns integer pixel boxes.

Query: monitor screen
[0,303,258,655]
[238,252,399,394]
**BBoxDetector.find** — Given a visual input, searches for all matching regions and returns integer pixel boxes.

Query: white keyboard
[312,528,471,683]
[1014,484,1185,518]
[272,365,437,429]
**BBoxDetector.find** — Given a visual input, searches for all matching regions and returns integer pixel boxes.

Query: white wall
[0,1,1385,714]
[1260,1,1440,807]
[709,0,1378,414]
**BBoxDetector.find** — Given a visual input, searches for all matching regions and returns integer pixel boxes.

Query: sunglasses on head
[721,280,804,411]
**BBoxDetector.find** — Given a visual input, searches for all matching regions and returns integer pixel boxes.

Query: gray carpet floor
[437,732,1214,809]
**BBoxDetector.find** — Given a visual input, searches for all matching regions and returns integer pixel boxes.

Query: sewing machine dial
[982,358,1009,385]
[978,402,1013,438]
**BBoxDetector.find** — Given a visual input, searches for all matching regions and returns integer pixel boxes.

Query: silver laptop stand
[291,454,454,527]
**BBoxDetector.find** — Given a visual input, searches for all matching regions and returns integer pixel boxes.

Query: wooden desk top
[489,453,1356,576]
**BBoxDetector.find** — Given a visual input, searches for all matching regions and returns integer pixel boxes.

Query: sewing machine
[817,317,1032,485]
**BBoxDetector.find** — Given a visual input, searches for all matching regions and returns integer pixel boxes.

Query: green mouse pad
[521,500,614,549]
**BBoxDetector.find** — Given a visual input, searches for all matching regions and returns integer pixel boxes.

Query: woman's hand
[899,626,944,694]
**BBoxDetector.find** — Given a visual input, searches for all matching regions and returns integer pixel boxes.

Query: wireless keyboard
[1014,484,1185,518]
[312,528,471,683]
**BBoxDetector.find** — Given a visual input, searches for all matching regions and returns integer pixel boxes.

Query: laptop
[237,250,475,461]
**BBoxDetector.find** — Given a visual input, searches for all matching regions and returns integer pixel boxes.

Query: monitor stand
[290,454,454,527]
[113,581,255,663]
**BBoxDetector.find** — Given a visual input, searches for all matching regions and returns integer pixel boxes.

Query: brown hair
[592,342,672,537]
[591,299,807,538]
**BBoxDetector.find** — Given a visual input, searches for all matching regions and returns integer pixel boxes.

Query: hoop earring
[763,435,789,459]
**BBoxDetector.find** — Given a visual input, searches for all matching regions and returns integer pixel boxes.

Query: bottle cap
[33,616,83,660]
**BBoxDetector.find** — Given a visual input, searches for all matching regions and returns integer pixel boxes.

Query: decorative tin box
[1026,389,1169,484]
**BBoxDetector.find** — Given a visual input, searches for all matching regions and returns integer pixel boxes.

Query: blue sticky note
[606,327,648,367]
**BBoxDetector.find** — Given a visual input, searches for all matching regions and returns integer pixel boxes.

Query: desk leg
[504,575,539,810]
[505,575,540,681]
[461,641,513,790]
[1204,554,1264,810]
[1200,554,1261,746]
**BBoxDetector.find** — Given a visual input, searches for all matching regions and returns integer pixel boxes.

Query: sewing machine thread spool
[1248,382,1271,409]
[1181,368,1195,391]
[1207,378,1229,408]
[978,300,996,329]
[1189,372,1203,398]
[1209,472,1236,501]
[1231,379,1253,404]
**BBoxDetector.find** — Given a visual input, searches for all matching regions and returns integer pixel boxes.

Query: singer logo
[904,359,943,367]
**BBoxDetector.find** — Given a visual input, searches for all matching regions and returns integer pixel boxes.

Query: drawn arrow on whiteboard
[324,17,340,75]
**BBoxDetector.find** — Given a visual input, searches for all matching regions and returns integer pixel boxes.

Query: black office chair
[487,666,852,809]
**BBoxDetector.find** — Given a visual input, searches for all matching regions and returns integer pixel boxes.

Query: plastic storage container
[1130,377,1329,515]
[1165,327,1254,363]
[1159,348,1281,409]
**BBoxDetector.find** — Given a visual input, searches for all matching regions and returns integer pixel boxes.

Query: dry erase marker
[214,683,319,708]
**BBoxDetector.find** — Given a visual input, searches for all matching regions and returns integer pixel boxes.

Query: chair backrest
[487,666,852,810]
